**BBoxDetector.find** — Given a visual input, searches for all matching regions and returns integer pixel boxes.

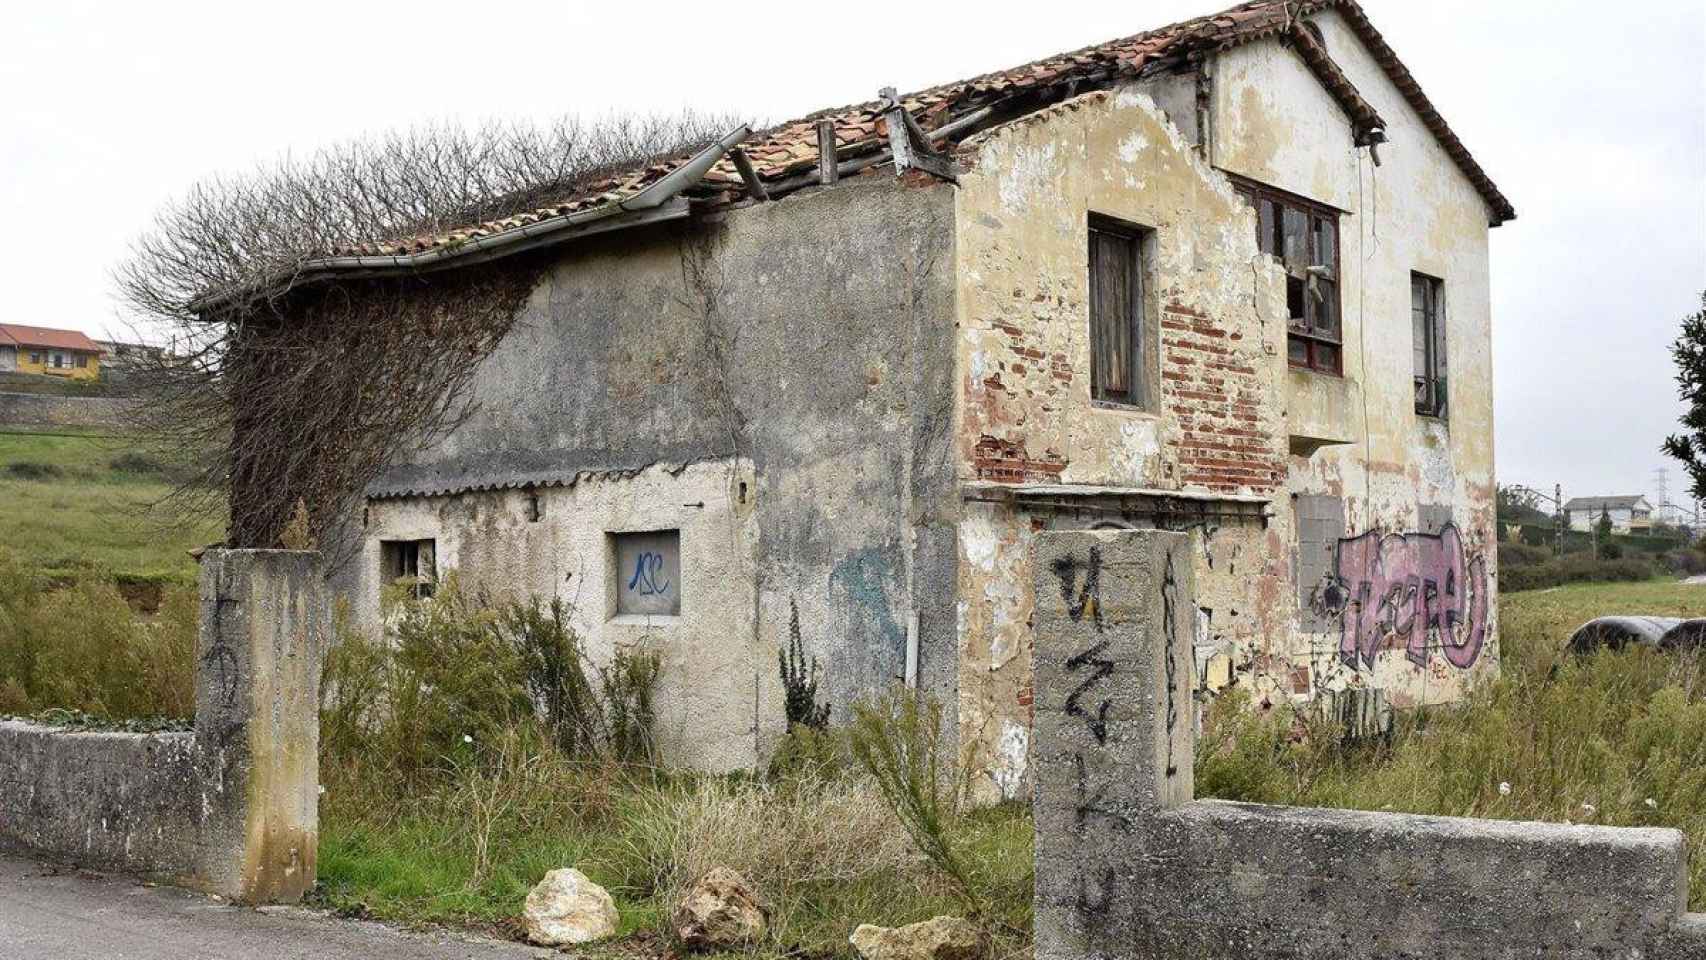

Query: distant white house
[1564,495,1653,534]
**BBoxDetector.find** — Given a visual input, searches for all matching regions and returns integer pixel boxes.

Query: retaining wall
[0,550,326,903]
[1031,529,1706,959]
[0,391,138,428]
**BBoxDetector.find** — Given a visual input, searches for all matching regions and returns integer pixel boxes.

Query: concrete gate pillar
[195,549,328,903]
[1031,530,1194,960]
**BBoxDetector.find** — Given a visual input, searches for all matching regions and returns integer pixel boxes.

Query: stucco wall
[355,177,960,770]
[950,83,1294,801]
[1211,8,1500,708]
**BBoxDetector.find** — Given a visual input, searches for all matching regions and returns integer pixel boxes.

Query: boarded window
[380,538,437,598]
[1412,273,1447,419]
[613,530,681,617]
[1088,216,1149,408]
[1296,495,1347,632]
[1235,180,1342,375]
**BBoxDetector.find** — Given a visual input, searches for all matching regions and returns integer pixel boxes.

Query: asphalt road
[0,855,546,959]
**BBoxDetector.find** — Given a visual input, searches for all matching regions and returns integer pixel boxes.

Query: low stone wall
[0,550,326,903]
[0,391,138,428]
[1031,530,1706,959]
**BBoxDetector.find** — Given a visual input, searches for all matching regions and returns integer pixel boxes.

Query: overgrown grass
[0,428,218,585]
[0,549,197,718]
[316,584,1032,957]
[1198,578,1706,908]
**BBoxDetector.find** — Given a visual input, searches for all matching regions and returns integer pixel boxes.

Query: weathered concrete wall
[0,391,136,428]
[0,550,326,903]
[1212,8,1500,708]
[950,82,1293,801]
[1033,529,1706,959]
[357,177,959,769]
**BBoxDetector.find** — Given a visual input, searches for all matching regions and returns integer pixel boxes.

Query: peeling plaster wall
[1213,9,1500,707]
[353,178,960,772]
[952,84,1294,802]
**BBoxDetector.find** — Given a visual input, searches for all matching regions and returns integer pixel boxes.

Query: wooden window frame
[1230,176,1344,376]
[380,538,437,599]
[1087,213,1154,410]
[1412,272,1447,419]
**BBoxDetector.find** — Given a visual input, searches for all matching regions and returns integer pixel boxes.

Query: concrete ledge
[0,550,326,903]
[1031,529,1705,960]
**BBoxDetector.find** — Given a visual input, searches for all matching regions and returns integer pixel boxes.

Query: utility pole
[1555,482,1565,557]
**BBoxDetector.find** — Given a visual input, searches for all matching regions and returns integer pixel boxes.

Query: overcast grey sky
[3,1,1702,506]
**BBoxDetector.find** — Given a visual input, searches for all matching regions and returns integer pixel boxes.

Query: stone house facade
[1565,495,1655,534]
[239,0,1511,799]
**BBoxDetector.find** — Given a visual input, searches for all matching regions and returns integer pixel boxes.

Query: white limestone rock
[849,916,984,960]
[522,868,618,946]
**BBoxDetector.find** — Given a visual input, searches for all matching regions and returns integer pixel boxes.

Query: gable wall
[951,83,1296,801]
[1211,8,1500,706]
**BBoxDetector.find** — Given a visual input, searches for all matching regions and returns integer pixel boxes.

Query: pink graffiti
[1328,523,1488,671]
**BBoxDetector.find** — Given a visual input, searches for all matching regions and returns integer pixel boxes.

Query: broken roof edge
[1326,1,1516,226]
[189,124,753,318]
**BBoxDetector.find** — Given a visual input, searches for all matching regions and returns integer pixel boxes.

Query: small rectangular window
[75,354,89,369]
[1412,273,1447,419]
[380,538,437,598]
[613,530,681,616]
[1235,180,1342,375]
[1088,215,1149,408]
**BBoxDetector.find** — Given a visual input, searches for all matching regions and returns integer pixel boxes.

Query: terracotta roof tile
[0,324,105,354]
[342,0,1510,258]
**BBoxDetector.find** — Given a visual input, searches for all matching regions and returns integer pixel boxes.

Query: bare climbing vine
[115,113,737,559]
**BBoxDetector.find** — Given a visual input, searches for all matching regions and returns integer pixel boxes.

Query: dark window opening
[1088,214,1151,408]
[525,490,543,522]
[1236,180,1342,375]
[75,354,89,369]
[1412,273,1447,419]
[381,538,437,598]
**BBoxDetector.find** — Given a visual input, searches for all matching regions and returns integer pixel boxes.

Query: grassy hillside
[0,427,219,586]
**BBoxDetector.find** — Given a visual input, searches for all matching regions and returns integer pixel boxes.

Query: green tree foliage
[1663,292,1706,500]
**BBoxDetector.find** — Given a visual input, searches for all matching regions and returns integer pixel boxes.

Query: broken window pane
[1234,181,1342,376]
[1313,279,1339,339]
[1282,207,1308,273]
[1287,275,1308,325]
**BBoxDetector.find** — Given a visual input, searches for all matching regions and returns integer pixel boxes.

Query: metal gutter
[193,124,752,315]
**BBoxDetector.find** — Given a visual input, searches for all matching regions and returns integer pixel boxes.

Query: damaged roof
[285,0,1513,282]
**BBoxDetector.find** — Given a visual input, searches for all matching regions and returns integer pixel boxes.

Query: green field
[0,427,220,586]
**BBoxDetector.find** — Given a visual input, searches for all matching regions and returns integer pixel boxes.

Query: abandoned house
[214,0,1511,801]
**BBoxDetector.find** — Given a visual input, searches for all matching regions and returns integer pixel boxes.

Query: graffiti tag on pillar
[1318,523,1488,671]
[1161,552,1181,779]
[1073,752,1132,832]
[1065,641,1114,745]
[1051,546,1104,631]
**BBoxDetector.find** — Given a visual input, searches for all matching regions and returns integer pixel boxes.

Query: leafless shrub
[114,112,741,554]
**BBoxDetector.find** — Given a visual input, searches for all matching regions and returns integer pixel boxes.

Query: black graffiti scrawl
[1054,547,1113,744]
[1161,551,1181,778]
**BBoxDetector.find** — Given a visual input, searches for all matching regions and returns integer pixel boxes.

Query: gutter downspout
[194,124,752,314]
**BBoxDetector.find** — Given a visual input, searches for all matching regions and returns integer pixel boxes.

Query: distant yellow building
[0,324,105,380]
